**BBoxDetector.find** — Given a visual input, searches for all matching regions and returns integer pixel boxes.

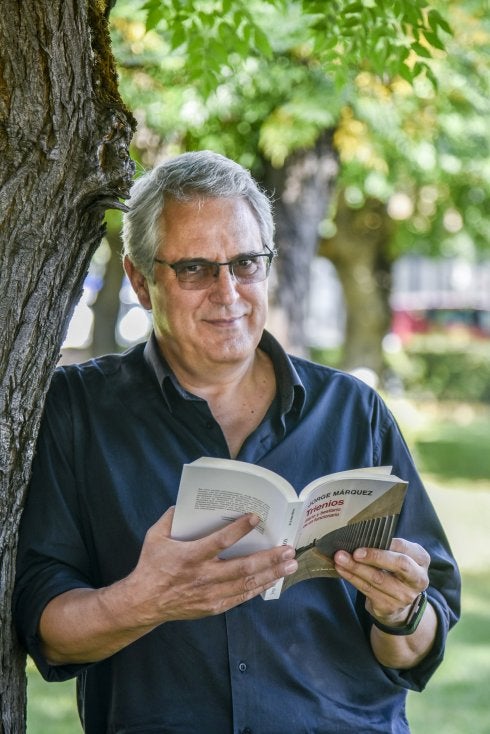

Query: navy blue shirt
[14,332,460,734]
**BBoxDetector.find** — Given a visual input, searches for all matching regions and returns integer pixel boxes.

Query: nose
[208,263,240,303]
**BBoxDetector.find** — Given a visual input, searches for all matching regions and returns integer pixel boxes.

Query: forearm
[39,578,156,665]
[370,600,438,669]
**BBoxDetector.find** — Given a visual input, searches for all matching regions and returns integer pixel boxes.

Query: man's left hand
[334,537,430,628]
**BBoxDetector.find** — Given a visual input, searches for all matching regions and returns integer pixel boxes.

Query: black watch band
[371,590,428,636]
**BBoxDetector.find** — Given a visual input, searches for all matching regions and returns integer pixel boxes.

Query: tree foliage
[331,0,490,261]
[111,0,489,266]
[111,0,453,165]
[138,0,450,92]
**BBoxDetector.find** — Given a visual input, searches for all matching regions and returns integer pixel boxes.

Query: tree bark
[259,131,339,354]
[0,2,135,730]
[320,193,394,378]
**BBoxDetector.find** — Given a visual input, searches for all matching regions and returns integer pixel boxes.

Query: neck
[164,347,263,400]
[158,342,277,458]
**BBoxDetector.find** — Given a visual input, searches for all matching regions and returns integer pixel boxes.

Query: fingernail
[335,551,349,565]
[282,547,295,560]
[354,548,367,559]
[284,560,298,575]
[248,514,261,527]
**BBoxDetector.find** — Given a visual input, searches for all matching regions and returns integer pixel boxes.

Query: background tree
[110,0,450,353]
[322,0,490,373]
[109,0,488,373]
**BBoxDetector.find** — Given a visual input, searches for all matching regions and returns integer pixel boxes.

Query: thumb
[150,506,176,538]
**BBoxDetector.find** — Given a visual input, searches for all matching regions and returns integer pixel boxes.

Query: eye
[235,255,258,271]
[183,263,206,274]
[175,261,210,279]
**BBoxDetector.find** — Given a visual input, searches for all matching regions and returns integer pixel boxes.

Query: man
[15,150,460,733]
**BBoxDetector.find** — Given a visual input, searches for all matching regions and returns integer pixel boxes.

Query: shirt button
[238,661,247,672]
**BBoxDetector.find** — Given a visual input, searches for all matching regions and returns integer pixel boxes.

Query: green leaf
[252,26,272,57]
[143,2,166,32]
[344,13,363,26]
[411,41,433,59]
[423,29,446,52]
[397,62,414,83]
[344,2,363,13]
[428,8,453,36]
[170,24,187,50]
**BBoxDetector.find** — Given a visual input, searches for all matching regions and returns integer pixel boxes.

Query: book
[171,457,408,600]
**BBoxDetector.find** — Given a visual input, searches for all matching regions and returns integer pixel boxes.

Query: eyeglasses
[153,246,276,290]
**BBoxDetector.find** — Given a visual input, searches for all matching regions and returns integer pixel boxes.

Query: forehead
[158,196,262,258]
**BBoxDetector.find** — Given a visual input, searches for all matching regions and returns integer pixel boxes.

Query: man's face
[137,196,270,375]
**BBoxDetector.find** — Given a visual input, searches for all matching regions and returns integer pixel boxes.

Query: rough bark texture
[260,131,339,354]
[0,2,135,730]
[321,193,394,378]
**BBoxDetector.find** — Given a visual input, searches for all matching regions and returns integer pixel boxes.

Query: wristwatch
[370,590,428,636]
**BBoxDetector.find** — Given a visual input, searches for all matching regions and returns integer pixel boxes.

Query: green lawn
[26,398,490,733]
[407,571,490,734]
[27,661,80,733]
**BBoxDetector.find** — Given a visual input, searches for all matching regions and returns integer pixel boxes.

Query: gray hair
[122,150,275,277]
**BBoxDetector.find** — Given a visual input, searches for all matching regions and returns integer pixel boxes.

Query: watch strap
[371,590,428,636]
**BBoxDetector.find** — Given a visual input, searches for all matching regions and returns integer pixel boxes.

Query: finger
[389,538,431,568]
[218,543,297,582]
[206,550,299,610]
[351,545,430,586]
[154,506,176,535]
[334,548,428,609]
[191,513,264,560]
[167,546,298,618]
[142,506,175,544]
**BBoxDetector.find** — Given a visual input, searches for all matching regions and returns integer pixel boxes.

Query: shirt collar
[143,330,306,418]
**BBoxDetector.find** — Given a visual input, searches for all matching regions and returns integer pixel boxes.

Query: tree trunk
[259,131,339,354]
[0,2,135,730]
[320,193,394,379]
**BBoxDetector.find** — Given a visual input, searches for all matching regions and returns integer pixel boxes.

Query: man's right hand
[127,507,298,623]
[39,507,297,665]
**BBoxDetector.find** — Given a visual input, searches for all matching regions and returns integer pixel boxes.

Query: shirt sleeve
[367,397,461,691]
[14,371,94,681]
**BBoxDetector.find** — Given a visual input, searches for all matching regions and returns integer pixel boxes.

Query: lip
[204,316,244,327]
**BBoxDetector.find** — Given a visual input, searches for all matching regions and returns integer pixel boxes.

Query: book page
[172,460,303,559]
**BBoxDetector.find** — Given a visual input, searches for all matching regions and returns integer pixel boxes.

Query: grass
[26,398,490,733]
[27,661,80,733]
[407,572,490,734]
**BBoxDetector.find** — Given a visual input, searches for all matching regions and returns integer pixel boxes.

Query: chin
[207,335,257,362]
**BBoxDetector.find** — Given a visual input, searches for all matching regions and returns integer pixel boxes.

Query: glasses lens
[232,254,269,284]
[173,261,215,288]
[171,253,272,290]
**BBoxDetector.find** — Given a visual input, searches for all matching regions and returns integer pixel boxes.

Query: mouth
[205,316,244,327]
[204,313,247,329]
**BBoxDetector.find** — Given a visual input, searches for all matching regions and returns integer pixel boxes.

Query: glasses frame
[153,244,276,290]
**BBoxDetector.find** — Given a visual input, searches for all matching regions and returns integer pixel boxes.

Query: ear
[123,256,152,310]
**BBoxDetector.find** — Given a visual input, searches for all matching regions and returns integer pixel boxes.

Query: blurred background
[27,0,489,730]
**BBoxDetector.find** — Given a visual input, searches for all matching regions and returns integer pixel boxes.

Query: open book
[171,457,408,600]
